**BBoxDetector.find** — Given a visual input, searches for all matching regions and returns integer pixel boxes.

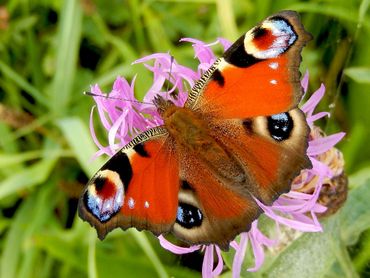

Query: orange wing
[186,11,312,119]
[78,127,179,239]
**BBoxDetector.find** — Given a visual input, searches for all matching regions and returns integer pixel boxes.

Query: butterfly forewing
[78,127,180,238]
[187,11,312,119]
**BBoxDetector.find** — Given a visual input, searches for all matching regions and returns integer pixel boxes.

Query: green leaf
[348,166,370,189]
[344,67,370,84]
[262,218,340,278]
[340,172,370,245]
[353,230,370,272]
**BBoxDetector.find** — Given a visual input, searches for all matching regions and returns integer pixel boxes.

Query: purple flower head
[89,38,346,277]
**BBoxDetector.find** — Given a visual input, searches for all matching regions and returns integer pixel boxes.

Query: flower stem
[88,230,98,278]
[130,230,169,278]
[332,239,359,278]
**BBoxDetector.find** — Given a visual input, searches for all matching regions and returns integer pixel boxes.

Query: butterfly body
[157,96,245,186]
[79,11,312,249]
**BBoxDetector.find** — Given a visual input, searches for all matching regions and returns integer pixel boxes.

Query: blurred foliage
[0,0,369,277]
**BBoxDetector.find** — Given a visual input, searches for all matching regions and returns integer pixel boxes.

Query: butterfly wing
[170,108,311,249]
[78,127,179,239]
[186,10,312,119]
[170,11,312,247]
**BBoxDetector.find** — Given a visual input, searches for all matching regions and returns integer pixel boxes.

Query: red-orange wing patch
[78,128,179,239]
[122,139,179,231]
[202,56,293,118]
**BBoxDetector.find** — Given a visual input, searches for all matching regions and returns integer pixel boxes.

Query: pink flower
[88,38,345,277]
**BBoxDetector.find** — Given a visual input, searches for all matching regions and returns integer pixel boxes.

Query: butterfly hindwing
[211,108,311,204]
[78,127,179,239]
[172,148,262,250]
[170,108,310,249]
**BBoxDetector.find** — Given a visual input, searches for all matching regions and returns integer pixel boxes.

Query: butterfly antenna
[165,55,175,99]
[84,91,155,106]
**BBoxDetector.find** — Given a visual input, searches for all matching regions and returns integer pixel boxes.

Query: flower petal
[213,246,224,276]
[217,37,232,51]
[308,132,345,156]
[157,235,200,254]
[301,70,309,94]
[301,83,325,116]
[232,234,248,278]
[202,245,214,278]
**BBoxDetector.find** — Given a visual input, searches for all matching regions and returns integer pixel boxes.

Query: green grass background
[1,0,370,277]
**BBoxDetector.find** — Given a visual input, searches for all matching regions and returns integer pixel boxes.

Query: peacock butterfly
[78,10,313,250]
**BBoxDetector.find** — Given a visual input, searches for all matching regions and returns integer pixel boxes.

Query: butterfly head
[153,95,176,116]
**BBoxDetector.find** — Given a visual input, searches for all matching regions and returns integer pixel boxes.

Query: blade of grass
[91,14,137,62]
[0,149,72,168]
[142,6,171,51]
[344,67,370,84]
[17,182,60,278]
[23,0,44,90]
[39,256,55,278]
[82,63,132,90]
[0,123,19,153]
[128,0,146,51]
[359,0,370,26]
[334,240,360,278]
[288,3,370,30]
[216,0,238,39]
[58,117,105,177]
[0,157,57,200]
[88,230,98,278]
[0,193,36,278]
[33,232,87,273]
[0,60,47,107]
[156,0,215,3]
[50,0,82,116]
[353,230,370,272]
[17,249,38,278]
